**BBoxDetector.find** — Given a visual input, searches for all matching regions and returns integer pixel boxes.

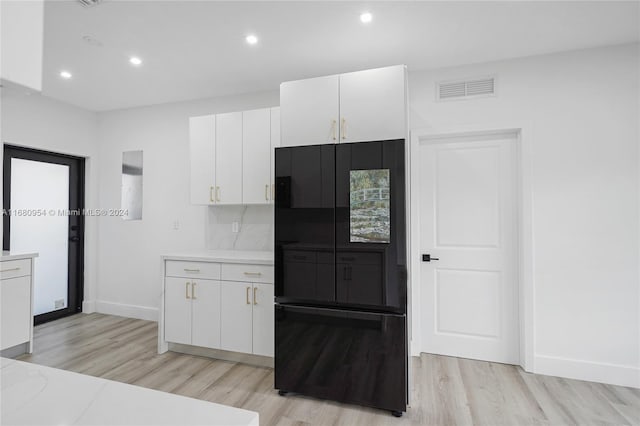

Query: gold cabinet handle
[216,186,221,202]
[183,268,200,273]
[210,186,215,203]
[185,282,191,299]
[243,271,262,276]
[246,287,251,305]
[0,267,20,273]
[331,119,337,141]
[191,282,197,300]
[253,287,258,305]
[265,184,269,201]
[341,118,346,140]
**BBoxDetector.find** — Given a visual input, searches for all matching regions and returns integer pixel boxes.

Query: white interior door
[419,133,518,364]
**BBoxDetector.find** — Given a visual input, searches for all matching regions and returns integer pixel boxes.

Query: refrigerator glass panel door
[274,304,407,412]
[336,140,406,312]
[275,145,336,303]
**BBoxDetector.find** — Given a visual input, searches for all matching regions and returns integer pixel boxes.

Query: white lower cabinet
[251,283,274,357]
[220,282,253,353]
[1,275,32,350]
[1,257,35,353]
[164,277,221,349]
[220,281,274,357]
[163,259,274,358]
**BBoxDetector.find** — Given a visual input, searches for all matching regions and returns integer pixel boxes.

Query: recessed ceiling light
[60,70,72,79]
[129,56,143,66]
[245,34,258,45]
[360,12,373,23]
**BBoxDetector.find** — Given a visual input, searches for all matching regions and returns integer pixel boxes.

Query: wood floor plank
[12,313,639,426]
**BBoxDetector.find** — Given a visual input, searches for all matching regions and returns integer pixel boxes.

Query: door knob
[422,254,439,262]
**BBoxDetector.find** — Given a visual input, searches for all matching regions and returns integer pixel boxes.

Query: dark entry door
[3,145,84,324]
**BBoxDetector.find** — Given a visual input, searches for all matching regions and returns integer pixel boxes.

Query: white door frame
[409,123,535,372]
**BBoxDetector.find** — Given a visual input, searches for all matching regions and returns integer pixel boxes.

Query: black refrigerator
[274,139,407,416]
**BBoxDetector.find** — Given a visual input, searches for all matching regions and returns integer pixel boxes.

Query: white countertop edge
[1,251,39,261]
[162,250,274,265]
[1,357,259,426]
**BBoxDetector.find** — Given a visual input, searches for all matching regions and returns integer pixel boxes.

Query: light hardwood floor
[15,313,640,426]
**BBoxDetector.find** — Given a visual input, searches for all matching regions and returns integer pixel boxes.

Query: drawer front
[0,259,31,280]
[221,263,274,283]
[1,275,31,350]
[283,250,317,264]
[165,260,221,280]
[336,251,382,265]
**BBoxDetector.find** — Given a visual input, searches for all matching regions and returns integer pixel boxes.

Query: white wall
[0,85,100,311]
[95,91,278,320]
[408,43,639,387]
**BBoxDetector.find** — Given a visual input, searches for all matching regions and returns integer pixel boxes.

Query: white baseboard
[535,354,639,388]
[94,300,158,322]
[82,300,96,313]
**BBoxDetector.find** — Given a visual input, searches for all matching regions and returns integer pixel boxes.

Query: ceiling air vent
[437,77,496,101]
[78,0,101,7]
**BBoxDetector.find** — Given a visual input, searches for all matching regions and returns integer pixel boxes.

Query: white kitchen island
[1,358,259,426]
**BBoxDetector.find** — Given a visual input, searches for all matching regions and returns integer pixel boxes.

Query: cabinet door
[189,115,215,205]
[339,65,406,143]
[280,75,339,147]
[242,109,271,204]
[164,277,192,345]
[270,107,280,203]
[215,112,243,204]
[0,276,31,350]
[191,279,221,349]
[252,283,274,357]
[220,282,252,353]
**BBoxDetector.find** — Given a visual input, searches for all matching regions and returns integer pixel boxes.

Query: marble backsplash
[206,205,274,251]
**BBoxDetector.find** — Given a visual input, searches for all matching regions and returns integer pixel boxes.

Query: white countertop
[1,358,259,426]
[1,251,38,261]
[162,249,274,265]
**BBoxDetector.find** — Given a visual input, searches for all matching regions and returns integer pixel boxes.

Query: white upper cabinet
[242,109,272,204]
[270,107,280,196]
[189,115,215,205]
[189,107,279,205]
[215,112,243,204]
[280,65,407,147]
[280,75,339,147]
[339,65,407,143]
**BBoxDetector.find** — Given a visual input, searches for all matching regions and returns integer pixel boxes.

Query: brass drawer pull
[253,287,258,305]
[243,272,262,276]
[216,186,221,202]
[246,287,251,305]
[185,282,191,299]
[183,268,200,273]
[210,186,215,203]
[191,282,197,299]
[0,267,21,273]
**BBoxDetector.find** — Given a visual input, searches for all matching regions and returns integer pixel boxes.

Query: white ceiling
[41,0,639,111]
